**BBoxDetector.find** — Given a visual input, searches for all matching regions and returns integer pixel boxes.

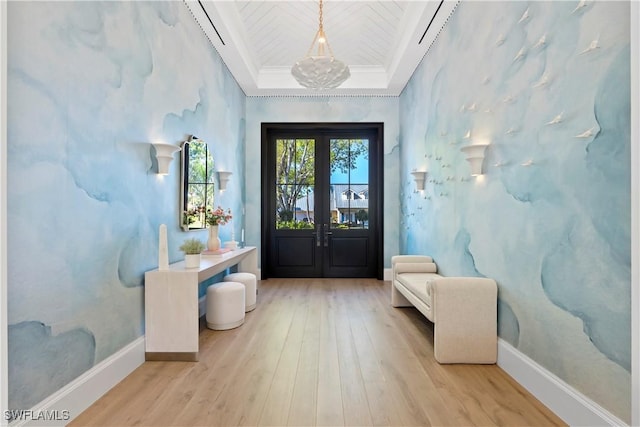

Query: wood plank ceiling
[186,0,459,96]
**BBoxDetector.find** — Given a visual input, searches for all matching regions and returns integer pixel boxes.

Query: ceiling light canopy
[291,0,350,90]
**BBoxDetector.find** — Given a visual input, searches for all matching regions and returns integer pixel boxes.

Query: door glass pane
[275,139,315,230]
[329,139,369,229]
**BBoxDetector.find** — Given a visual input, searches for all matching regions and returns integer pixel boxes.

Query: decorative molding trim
[415,0,461,73]
[383,268,392,282]
[182,0,248,96]
[497,339,628,427]
[11,337,145,426]
[246,94,400,99]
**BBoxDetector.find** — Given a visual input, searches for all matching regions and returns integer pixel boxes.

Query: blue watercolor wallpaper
[7,1,245,411]
[400,1,631,421]
[245,97,400,269]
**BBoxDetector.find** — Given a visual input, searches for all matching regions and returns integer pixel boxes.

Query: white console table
[144,246,258,361]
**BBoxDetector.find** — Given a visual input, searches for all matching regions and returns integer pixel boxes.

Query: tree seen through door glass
[275,138,369,230]
[275,139,315,229]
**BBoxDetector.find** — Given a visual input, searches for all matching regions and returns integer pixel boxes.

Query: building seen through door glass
[328,138,369,230]
[275,138,368,230]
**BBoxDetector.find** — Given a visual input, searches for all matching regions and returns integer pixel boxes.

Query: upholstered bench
[391,255,498,364]
[206,281,245,330]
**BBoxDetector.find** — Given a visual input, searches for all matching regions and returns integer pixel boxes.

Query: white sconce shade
[460,144,489,176]
[217,171,232,191]
[411,171,427,191]
[152,143,181,175]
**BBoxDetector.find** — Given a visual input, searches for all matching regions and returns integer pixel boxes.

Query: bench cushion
[396,272,442,307]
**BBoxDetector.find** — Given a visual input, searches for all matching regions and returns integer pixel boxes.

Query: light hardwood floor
[70,279,566,427]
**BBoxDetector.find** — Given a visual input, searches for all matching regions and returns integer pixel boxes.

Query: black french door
[261,123,383,279]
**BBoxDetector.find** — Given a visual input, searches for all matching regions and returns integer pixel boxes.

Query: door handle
[323,224,332,247]
[313,224,322,247]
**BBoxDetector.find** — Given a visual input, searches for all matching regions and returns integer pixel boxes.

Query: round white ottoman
[224,272,257,312]
[206,282,245,330]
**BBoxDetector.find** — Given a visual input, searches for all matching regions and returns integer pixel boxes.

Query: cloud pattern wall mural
[400,1,630,422]
[7,1,245,411]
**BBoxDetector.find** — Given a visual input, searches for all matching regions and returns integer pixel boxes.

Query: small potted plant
[179,238,205,269]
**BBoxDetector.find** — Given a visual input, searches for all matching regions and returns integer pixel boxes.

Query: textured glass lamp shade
[291,56,351,89]
[291,0,350,90]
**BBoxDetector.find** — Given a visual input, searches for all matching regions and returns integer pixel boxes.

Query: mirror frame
[180,136,215,231]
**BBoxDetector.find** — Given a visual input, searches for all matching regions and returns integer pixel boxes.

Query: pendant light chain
[305,0,331,58]
[319,0,324,34]
[318,0,335,58]
[318,0,326,57]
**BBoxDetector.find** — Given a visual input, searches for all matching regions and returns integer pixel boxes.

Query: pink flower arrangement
[205,206,232,226]
[183,206,206,226]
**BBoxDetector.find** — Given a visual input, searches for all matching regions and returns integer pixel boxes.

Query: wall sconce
[411,171,427,191]
[152,143,181,175]
[217,171,232,191]
[460,144,489,176]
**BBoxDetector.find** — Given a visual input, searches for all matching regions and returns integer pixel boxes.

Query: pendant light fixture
[291,0,350,89]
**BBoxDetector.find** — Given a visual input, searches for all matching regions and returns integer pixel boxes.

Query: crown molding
[186,0,459,97]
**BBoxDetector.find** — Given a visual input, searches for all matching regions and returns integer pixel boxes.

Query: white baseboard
[497,339,627,427]
[383,268,392,281]
[10,337,145,426]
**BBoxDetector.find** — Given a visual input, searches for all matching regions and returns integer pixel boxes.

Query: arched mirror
[180,136,215,230]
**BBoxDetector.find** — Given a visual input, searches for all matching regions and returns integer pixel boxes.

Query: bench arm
[430,277,497,363]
